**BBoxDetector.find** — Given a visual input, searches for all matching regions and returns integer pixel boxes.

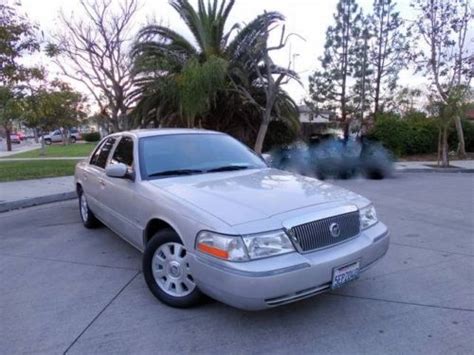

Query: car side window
[90,137,116,169]
[111,136,134,168]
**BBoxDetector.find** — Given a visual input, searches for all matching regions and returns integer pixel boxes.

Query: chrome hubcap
[80,194,88,221]
[152,242,195,297]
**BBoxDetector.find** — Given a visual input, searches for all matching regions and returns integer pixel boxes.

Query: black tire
[78,189,100,228]
[44,139,52,145]
[70,136,76,143]
[143,228,204,308]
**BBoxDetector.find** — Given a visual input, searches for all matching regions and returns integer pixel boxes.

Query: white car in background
[42,129,81,144]
[74,129,389,310]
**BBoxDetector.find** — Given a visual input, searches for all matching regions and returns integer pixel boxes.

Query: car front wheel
[44,139,52,145]
[143,229,204,308]
[70,136,76,143]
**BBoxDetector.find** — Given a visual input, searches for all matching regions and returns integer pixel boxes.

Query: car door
[99,135,143,248]
[51,130,62,143]
[83,136,118,220]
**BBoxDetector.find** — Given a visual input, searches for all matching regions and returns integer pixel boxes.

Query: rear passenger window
[90,137,116,169]
[111,137,134,168]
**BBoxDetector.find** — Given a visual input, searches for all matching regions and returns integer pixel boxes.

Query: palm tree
[131,0,299,149]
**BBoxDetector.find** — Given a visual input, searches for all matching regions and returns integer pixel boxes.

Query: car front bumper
[189,222,389,310]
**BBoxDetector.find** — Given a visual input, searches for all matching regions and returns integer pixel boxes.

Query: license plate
[331,261,360,289]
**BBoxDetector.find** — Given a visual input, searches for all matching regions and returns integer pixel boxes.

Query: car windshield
[139,133,266,179]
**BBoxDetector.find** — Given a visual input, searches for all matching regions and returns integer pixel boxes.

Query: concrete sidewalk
[396,160,474,172]
[0,142,41,157]
[0,176,76,212]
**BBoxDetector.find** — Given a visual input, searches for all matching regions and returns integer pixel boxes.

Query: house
[298,105,336,138]
[466,108,474,122]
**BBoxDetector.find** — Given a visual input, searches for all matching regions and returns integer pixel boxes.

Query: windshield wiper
[206,165,252,173]
[148,169,204,177]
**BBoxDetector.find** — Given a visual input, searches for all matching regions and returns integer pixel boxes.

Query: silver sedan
[75,129,389,310]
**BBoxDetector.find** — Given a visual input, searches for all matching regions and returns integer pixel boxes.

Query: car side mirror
[105,163,128,179]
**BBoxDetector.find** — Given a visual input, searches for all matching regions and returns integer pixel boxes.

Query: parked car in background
[69,128,82,140]
[75,129,389,310]
[16,132,25,141]
[10,134,21,144]
[42,129,81,145]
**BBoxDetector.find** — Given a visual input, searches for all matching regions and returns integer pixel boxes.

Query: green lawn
[4,143,96,158]
[0,160,79,182]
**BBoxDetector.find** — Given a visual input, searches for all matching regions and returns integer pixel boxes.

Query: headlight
[360,204,378,229]
[242,230,295,260]
[196,231,248,261]
[196,230,295,261]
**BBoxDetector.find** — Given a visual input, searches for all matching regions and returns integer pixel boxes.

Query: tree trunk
[40,131,46,156]
[440,126,449,168]
[254,121,269,154]
[5,126,12,152]
[437,129,441,167]
[453,115,466,158]
[343,123,350,141]
[373,7,384,117]
[33,128,39,143]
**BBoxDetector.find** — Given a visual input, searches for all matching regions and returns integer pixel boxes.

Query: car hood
[149,168,365,226]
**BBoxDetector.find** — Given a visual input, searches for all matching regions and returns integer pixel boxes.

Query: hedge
[82,132,101,142]
[368,113,474,156]
[450,119,474,152]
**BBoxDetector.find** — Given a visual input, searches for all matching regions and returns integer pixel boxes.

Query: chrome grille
[290,211,360,252]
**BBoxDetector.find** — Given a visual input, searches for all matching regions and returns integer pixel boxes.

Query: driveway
[0,173,473,354]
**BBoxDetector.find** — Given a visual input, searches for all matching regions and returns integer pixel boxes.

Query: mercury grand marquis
[74,129,389,310]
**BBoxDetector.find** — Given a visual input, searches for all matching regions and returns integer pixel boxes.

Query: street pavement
[0,173,473,354]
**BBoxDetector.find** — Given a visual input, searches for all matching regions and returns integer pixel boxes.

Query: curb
[0,191,77,213]
[397,168,474,173]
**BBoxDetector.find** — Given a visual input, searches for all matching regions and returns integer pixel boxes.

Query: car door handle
[99,178,105,187]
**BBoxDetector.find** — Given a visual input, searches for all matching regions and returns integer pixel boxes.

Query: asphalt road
[1,173,473,354]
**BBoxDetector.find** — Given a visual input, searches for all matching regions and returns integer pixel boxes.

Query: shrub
[368,113,409,156]
[368,113,438,156]
[449,119,474,152]
[82,132,101,142]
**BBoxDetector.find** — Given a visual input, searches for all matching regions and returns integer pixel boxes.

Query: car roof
[119,128,224,139]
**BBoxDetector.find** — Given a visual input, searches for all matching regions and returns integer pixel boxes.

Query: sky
[17,0,447,107]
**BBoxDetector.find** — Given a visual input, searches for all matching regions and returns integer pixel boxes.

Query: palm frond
[226,11,284,64]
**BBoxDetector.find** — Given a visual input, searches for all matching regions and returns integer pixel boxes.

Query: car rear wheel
[143,229,204,308]
[70,136,76,143]
[78,190,100,228]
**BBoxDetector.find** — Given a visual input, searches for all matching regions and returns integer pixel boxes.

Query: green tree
[411,0,472,158]
[131,0,299,149]
[426,86,469,167]
[308,0,365,139]
[47,0,139,132]
[369,0,409,116]
[22,81,87,153]
[0,2,41,151]
[388,86,423,115]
